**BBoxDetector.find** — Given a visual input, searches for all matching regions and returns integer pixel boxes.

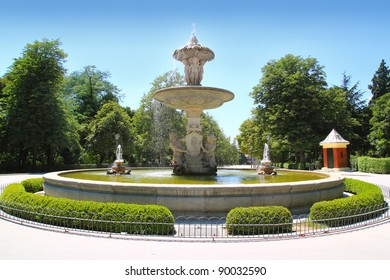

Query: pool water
[60,169,327,185]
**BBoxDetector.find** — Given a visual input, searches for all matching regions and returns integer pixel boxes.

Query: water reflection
[61,169,327,185]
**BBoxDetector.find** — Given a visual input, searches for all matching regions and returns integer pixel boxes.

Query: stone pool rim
[43,168,344,215]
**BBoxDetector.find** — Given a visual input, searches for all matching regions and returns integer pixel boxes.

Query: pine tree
[340,72,370,155]
[368,59,390,103]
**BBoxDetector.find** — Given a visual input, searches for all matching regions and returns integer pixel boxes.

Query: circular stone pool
[43,168,344,215]
[59,168,328,184]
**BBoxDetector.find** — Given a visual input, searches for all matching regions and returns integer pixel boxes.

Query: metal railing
[1,182,389,240]
[173,204,389,239]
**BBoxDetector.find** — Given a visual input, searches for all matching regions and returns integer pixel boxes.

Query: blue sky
[1,0,389,139]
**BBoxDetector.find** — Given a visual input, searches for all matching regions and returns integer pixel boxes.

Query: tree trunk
[31,148,37,167]
[295,150,305,164]
[19,147,28,167]
[46,146,54,166]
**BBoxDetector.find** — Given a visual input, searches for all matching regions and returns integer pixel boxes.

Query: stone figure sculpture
[169,133,186,164]
[202,134,217,168]
[173,35,214,86]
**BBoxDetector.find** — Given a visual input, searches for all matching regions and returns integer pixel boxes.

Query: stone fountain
[42,33,345,216]
[107,144,131,175]
[154,35,234,175]
[257,143,276,175]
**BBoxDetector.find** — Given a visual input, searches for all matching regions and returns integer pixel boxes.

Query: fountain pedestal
[154,35,234,175]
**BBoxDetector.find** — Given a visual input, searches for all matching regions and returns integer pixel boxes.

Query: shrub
[309,178,385,226]
[226,206,293,235]
[296,163,306,170]
[21,178,44,193]
[314,160,322,170]
[283,162,296,169]
[358,156,390,174]
[349,157,359,171]
[0,180,175,235]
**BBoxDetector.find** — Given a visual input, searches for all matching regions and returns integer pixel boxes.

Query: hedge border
[226,206,293,235]
[309,178,385,226]
[0,178,175,235]
[357,156,390,174]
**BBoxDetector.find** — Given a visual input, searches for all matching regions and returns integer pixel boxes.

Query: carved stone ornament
[173,35,215,85]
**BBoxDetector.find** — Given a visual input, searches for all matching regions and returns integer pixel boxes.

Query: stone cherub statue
[202,134,217,168]
[184,55,206,85]
[173,34,214,86]
[169,133,187,174]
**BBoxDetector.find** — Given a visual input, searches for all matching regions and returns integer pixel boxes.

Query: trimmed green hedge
[309,178,385,226]
[21,178,44,193]
[282,162,296,169]
[349,157,359,171]
[226,206,293,235]
[358,156,390,174]
[0,179,175,235]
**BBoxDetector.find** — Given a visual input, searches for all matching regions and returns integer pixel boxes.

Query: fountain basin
[43,168,344,215]
[154,86,234,111]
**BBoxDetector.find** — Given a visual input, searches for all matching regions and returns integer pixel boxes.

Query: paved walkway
[0,171,390,260]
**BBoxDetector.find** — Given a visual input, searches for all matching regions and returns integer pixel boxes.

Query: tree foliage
[61,65,122,124]
[366,59,390,157]
[0,77,7,144]
[246,56,371,164]
[369,93,390,157]
[250,54,328,163]
[2,39,80,167]
[236,117,263,159]
[85,101,133,164]
[339,72,370,155]
[201,113,239,165]
[368,59,390,103]
[2,38,389,171]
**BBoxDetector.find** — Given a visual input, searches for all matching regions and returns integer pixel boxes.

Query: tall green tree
[341,72,366,115]
[236,117,263,160]
[0,76,8,159]
[340,72,370,155]
[366,60,390,157]
[61,65,122,124]
[3,39,80,167]
[250,54,328,163]
[369,93,390,157]
[0,76,7,124]
[368,59,390,104]
[85,101,133,164]
[0,77,5,93]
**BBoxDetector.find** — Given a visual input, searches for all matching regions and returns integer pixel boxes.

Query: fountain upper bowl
[153,86,235,111]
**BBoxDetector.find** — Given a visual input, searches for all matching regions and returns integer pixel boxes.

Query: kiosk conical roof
[320,129,350,146]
